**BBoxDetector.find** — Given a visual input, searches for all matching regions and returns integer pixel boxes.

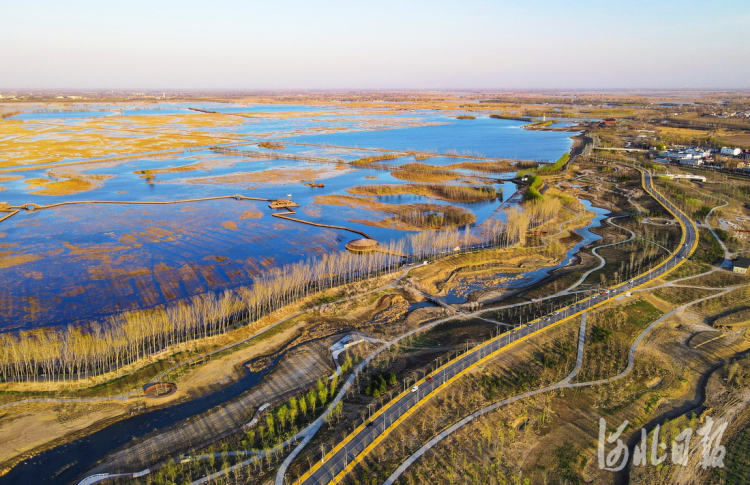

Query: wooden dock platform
[269,199,300,209]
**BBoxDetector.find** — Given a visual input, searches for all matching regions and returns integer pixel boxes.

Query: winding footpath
[75,165,695,485]
[383,313,589,485]
[383,285,738,484]
[382,174,738,485]
[286,166,698,485]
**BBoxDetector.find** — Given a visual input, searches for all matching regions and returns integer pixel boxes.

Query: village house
[733,257,750,275]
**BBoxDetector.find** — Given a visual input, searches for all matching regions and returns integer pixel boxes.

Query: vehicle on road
[411,386,419,393]
[427,377,433,382]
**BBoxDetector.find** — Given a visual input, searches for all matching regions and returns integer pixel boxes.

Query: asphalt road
[298,168,697,485]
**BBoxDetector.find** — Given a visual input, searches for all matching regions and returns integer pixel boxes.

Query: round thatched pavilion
[345,238,380,253]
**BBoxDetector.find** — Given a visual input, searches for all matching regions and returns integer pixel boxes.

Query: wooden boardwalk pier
[1,194,396,254]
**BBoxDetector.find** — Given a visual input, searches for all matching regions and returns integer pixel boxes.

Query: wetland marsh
[0,103,576,330]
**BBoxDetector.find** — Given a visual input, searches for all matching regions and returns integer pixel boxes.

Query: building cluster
[702,110,750,119]
[660,173,707,183]
[654,146,749,167]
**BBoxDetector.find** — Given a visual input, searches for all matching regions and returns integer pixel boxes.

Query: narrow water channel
[0,335,333,485]
[443,199,609,304]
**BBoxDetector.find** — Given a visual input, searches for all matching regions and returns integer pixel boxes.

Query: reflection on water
[0,107,576,330]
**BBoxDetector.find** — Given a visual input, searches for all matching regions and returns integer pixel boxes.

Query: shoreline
[0,186,601,482]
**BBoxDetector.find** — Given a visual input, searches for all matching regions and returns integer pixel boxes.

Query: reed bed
[0,194,561,383]
[349,183,501,203]
[257,142,286,149]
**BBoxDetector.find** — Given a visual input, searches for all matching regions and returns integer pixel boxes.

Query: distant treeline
[26,108,110,113]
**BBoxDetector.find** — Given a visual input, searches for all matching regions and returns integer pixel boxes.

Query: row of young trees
[0,243,405,382]
[0,196,569,382]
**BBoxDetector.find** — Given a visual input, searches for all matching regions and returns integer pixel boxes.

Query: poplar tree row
[0,201,563,382]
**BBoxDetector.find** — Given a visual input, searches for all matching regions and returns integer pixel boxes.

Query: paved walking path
[222,164,722,485]
[288,166,699,485]
[382,286,737,484]
[77,164,713,485]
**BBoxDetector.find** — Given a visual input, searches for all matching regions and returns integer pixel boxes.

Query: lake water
[0,194,608,485]
[0,106,577,330]
[0,103,593,483]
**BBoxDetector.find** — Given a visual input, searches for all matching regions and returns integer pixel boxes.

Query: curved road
[291,166,698,485]
[383,281,738,485]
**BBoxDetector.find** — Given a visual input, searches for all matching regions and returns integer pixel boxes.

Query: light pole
[368,403,373,420]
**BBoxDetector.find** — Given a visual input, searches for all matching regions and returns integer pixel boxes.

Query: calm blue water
[8,102,335,121]
[0,103,596,484]
[282,115,576,162]
[0,107,576,330]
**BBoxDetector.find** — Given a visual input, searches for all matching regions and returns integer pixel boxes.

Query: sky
[1,0,749,90]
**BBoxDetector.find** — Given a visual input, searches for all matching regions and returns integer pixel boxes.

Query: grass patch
[518,152,570,178]
[691,228,724,265]
[350,153,402,166]
[664,260,712,280]
[622,299,663,327]
[575,299,662,383]
[714,307,750,328]
[652,287,718,305]
[680,270,748,288]
[721,420,750,484]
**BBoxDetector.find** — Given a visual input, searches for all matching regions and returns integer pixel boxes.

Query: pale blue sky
[1,0,749,89]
